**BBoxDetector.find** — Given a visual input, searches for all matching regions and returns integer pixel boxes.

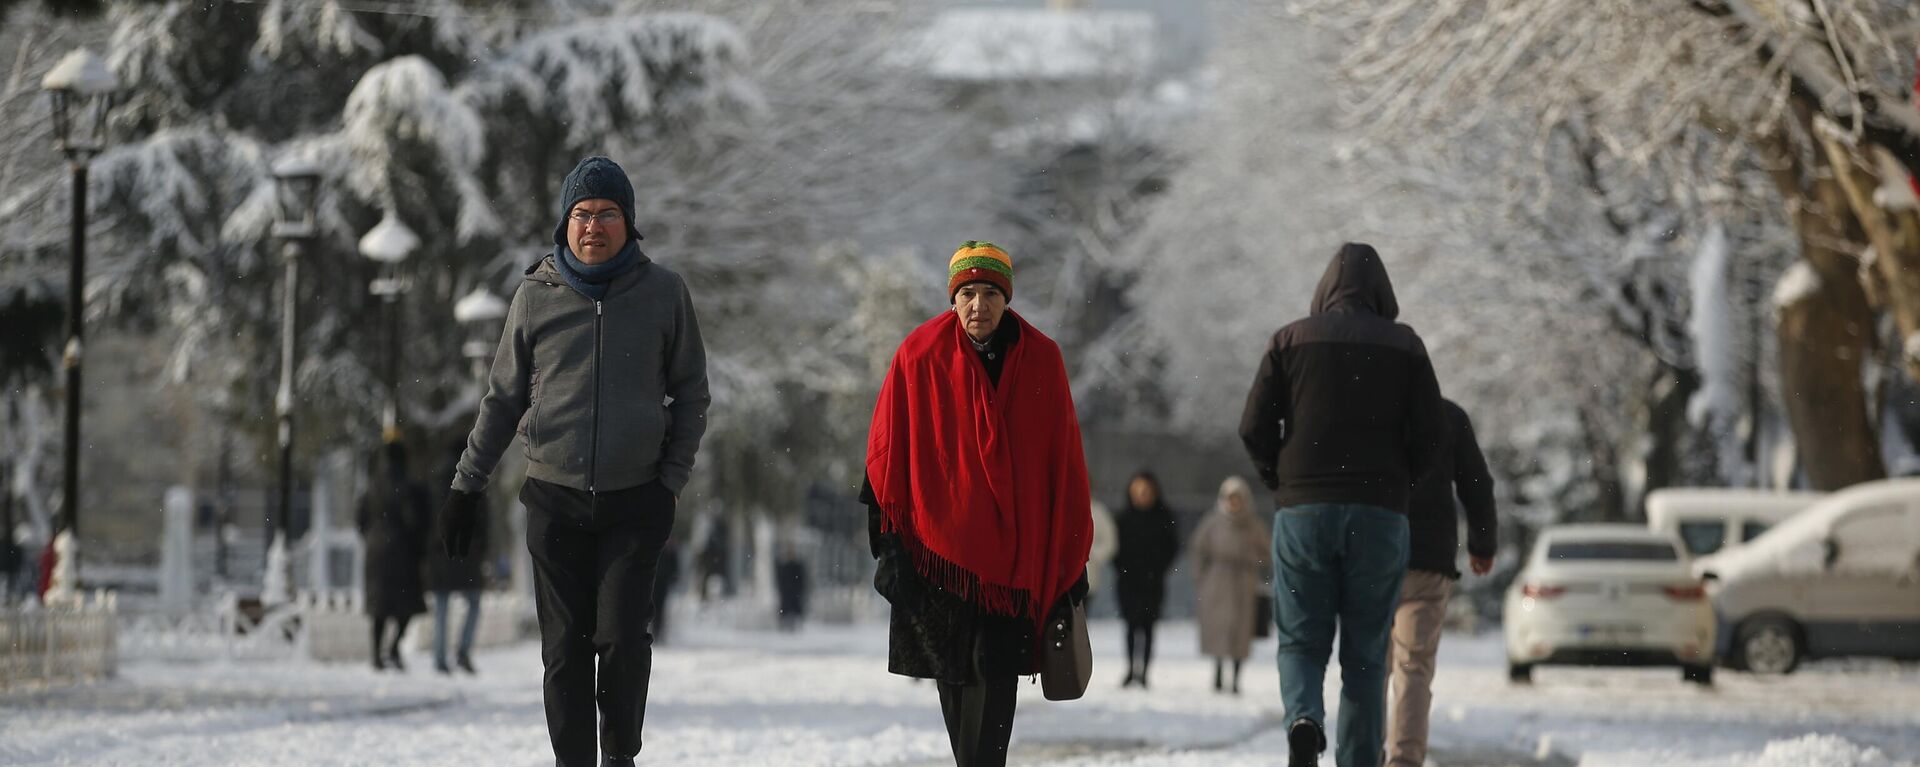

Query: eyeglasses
[568,210,624,226]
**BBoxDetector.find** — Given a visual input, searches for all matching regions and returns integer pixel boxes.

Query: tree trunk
[1815,124,1920,384]
[1758,105,1888,490]
[1776,271,1885,489]
[1637,365,1701,517]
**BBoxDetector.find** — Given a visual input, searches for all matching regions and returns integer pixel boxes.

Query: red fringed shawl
[866,310,1092,630]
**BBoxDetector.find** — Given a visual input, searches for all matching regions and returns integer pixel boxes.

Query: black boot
[1288,718,1325,767]
[456,652,476,675]
[434,658,452,675]
[1213,660,1224,692]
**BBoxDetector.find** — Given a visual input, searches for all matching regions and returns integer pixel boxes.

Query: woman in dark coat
[1114,470,1180,688]
[358,441,430,672]
[863,241,1092,767]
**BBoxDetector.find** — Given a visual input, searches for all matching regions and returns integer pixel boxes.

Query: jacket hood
[1310,242,1399,320]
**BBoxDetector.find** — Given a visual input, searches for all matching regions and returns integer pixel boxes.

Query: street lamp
[359,212,417,443]
[452,286,507,389]
[260,157,321,607]
[40,48,118,604]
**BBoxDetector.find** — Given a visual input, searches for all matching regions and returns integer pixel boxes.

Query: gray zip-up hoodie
[452,251,709,496]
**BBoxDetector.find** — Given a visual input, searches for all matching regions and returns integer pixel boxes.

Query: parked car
[1699,478,1920,675]
[1504,525,1716,685]
[1645,488,1824,562]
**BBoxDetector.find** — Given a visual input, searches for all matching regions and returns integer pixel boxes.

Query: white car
[1698,478,1920,675]
[1504,525,1717,685]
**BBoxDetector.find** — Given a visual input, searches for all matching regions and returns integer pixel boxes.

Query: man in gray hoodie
[440,156,709,767]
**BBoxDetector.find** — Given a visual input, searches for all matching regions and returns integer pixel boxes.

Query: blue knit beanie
[552,156,642,247]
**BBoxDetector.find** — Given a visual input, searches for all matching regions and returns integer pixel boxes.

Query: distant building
[898,7,1159,84]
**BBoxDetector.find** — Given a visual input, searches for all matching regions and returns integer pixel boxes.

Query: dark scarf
[865,310,1091,629]
[554,239,643,301]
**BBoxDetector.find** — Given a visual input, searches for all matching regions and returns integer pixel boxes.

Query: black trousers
[936,675,1018,767]
[524,478,676,767]
[1125,620,1156,680]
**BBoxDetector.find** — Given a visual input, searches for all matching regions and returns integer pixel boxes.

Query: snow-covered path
[4,617,1917,766]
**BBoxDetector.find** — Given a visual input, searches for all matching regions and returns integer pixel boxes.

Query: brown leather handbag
[1040,599,1092,701]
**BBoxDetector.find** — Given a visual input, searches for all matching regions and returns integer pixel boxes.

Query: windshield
[1547,541,1680,562]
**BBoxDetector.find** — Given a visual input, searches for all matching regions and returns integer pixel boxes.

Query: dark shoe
[372,656,387,672]
[387,652,406,672]
[434,659,452,675]
[1288,718,1325,767]
[456,653,476,675]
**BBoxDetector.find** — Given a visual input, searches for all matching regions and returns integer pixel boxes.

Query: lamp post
[260,157,320,607]
[40,48,118,604]
[359,212,417,444]
[452,287,507,391]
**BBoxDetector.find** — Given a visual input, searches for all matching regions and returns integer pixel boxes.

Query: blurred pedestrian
[427,440,488,675]
[775,543,809,632]
[358,440,430,673]
[1386,397,1497,767]
[437,156,711,767]
[1240,243,1446,767]
[1085,500,1117,611]
[1191,475,1272,695]
[1114,470,1179,688]
[862,241,1092,767]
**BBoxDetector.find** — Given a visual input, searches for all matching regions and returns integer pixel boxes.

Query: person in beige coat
[1086,500,1118,607]
[1190,475,1273,694]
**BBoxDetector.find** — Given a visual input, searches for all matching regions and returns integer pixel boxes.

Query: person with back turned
[1240,242,1445,767]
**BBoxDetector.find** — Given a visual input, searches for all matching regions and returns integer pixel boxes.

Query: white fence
[0,592,119,689]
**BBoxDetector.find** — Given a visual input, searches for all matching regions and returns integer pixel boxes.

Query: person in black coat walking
[426,441,488,675]
[1113,470,1180,688]
[1387,398,1497,767]
[358,441,430,672]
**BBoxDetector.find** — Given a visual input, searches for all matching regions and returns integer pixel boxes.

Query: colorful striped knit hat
[948,241,1014,302]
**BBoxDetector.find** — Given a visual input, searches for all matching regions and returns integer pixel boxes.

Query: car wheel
[1682,664,1713,686]
[1737,618,1801,675]
[1508,662,1533,684]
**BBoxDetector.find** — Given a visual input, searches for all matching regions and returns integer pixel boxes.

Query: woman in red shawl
[862,241,1092,767]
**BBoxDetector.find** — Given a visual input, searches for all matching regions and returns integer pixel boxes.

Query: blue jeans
[1272,504,1409,767]
[433,589,482,665]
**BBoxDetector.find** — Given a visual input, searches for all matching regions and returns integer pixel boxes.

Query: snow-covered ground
[4,614,1918,766]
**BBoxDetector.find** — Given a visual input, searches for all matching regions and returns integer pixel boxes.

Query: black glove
[440,489,482,559]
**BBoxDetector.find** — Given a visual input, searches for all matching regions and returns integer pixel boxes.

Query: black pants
[936,675,1018,767]
[371,613,412,668]
[1125,620,1156,681]
[524,478,676,767]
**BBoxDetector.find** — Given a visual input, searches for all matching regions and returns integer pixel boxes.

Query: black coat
[1113,502,1180,624]
[1239,243,1447,513]
[861,477,1085,684]
[358,448,430,619]
[1406,399,1498,577]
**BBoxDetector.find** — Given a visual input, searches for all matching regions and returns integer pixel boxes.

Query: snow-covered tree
[1285,0,1920,493]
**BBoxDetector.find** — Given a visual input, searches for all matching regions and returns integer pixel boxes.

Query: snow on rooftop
[902,9,1157,82]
